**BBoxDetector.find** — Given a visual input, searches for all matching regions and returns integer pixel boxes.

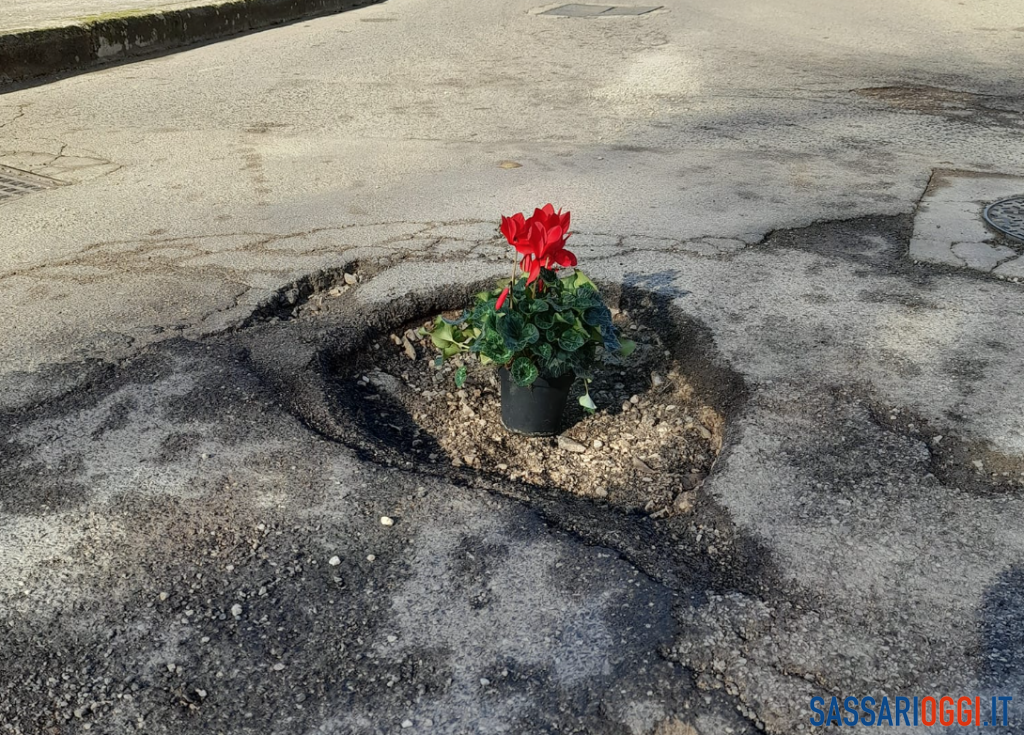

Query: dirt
[330,307,726,518]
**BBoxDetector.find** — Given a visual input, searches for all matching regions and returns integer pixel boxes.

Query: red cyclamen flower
[495,285,510,310]
[499,213,529,251]
[500,204,576,284]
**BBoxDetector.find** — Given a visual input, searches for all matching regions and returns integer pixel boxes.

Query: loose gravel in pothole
[333,310,725,518]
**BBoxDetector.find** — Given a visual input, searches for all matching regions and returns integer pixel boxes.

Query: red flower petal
[499,215,515,244]
[551,248,577,267]
[525,259,542,285]
[500,213,528,248]
[495,286,510,310]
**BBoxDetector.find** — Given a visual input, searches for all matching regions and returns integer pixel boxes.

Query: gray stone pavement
[2,0,1024,732]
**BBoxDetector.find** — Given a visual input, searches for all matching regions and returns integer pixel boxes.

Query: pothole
[856,86,1024,129]
[316,283,746,518]
[242,261,366,326]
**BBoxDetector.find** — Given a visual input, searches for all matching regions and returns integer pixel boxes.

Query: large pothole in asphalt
[313,281,747,518]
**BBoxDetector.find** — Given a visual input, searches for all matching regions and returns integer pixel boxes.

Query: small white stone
[158,592,168,601]
[401,721,413,729]
[231,604,243,618]
[387,635,398,643]
[380,516,395,527]
[272,663,285,671]
[329,556,341,566]
[480,678,490,686]
[557,436,587,453]
[674,490,697,514]
[594,487,609,498]
[366,554,376,562]
[592,439,604,450]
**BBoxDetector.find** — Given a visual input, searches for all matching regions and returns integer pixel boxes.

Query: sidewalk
[0,0,382,86]
[1,0,214,32]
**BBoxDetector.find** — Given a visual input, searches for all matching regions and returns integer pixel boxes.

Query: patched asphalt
[2,214,1024,733]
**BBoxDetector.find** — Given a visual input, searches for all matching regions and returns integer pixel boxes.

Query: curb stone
[0,0,384,87]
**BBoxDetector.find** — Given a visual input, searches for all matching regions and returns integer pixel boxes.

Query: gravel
[330,308,725,516]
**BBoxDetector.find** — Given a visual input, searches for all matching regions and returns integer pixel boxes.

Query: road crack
[0,104,28,131]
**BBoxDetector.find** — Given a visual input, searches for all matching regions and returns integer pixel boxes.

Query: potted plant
[424,204,635,435]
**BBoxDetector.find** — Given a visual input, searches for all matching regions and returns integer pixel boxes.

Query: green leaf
[468,303,497,333]
[571,285,602,310]
[526,298,549,313]
[427,318,474,357]
[618,338,637,357]
[540,353,568,377]
[472,331,513,364]
[557,329,586,353]
[539,267,559,286]
[428,320,454,347]
[579,393,597,412]
[599,323,621,352]
[534,342,553,360]
[510,357,539,386]
[583,305,613,328]
[484,342,514,365]
[454,365,468,388]
[567,347,596,380]
[441,312,468,326]
[498,312,540,351]
[534,312,555,330]
[573,270,596,289]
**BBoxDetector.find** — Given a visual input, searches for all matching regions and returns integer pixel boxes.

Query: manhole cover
[0,164,62,203]
[984,196,1024,243]
[540,3,662,17]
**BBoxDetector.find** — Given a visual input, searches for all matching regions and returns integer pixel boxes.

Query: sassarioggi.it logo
[809,696,1013,727]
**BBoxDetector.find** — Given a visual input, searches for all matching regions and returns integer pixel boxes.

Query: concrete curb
[0,0,383,86]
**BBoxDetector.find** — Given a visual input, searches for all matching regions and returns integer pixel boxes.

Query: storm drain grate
[0,164,62,203]
[983,196,1024,243]
[540,3,662,17]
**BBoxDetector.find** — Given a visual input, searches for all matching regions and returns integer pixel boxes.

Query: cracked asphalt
[2,0,1024,733]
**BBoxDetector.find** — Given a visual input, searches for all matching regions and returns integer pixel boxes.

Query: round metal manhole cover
[984,196,1024,243]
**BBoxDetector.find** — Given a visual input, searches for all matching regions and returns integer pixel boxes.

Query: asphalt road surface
[2,0,1024,733]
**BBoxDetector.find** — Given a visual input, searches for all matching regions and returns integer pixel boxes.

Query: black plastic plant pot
[498,367,575,436]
